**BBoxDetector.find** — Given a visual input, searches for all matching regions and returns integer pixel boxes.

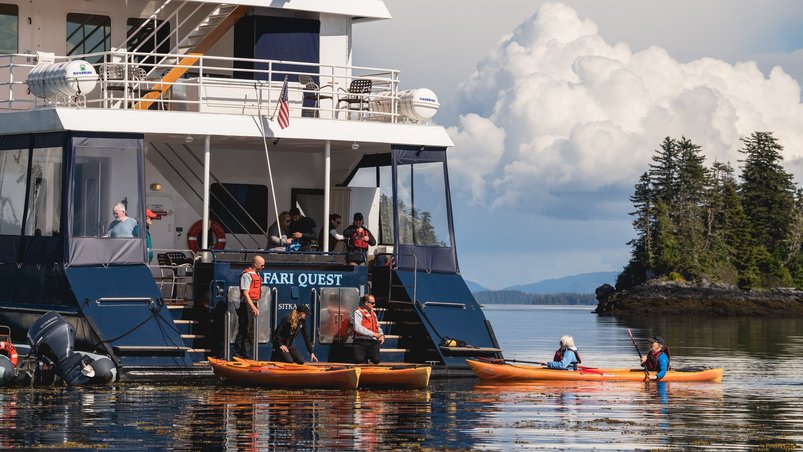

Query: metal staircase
[120,1,250,110]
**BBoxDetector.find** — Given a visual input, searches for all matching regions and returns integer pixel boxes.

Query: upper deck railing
[0,50,418,124]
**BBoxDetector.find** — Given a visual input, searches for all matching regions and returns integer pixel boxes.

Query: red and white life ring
[187,220,227,253]
[0,341,18,368]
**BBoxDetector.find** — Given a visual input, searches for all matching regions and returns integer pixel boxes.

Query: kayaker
[642,336,670,380]
[272,305,318,364]
[352,294,384,364]
[234,255,264,359]
[546,335,581,370]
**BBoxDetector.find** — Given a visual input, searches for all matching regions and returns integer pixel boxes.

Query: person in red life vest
[343,212,376,265]
[546,335,582,370]
[272,305,318,364]
[352,294,384,364]
[642,336,671,380]
[234,255,264,358]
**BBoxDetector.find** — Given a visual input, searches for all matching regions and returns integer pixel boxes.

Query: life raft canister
[187,220,227,253]
[0,341,19,367]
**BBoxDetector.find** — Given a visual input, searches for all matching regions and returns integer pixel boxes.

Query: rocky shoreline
[594,282,803,316]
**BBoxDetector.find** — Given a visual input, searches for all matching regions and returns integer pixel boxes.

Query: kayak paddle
[627,328,651,381]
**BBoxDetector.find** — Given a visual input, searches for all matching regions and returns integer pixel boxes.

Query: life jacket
[645,348,671,371]
[241,267,262,301]
[553,347,582,364]
[355,307,379,336]
[350,229,370,249]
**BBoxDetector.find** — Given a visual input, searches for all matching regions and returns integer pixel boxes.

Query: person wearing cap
[288,207,317,250]
[352,294,384,364]
[343,212,376,265]
[642,336,671,380]
[133,209,159,262]
[272,304,318,364]
[546,335,582,370]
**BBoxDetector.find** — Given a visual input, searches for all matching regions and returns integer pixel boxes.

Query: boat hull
[466,359,723,383]
[234,358,431,388]
[208,357,360,389]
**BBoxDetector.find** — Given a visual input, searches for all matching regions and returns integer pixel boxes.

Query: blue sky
[354,1,803,290]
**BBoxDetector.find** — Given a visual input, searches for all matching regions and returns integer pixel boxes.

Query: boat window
[318,287,359,344]
[72,146,141,238]
[378,166,394,244]
[66,13,111,64]
[24,147,62,237]
[127,18,170,70]
[397,161,451,247]
[0,4,18,54]
[210,183,268,234]
[0,147,29,235]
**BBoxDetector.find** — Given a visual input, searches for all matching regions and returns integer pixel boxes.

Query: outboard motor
[27,312,115,386]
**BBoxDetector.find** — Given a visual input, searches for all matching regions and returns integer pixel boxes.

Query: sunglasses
[365,301,375,305]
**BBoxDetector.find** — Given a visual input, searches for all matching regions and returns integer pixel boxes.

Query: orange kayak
[234,358,431,389]
[466,359,723,383]
[208,357,360,389]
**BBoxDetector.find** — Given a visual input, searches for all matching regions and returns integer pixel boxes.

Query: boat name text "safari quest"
[260,271,344,288]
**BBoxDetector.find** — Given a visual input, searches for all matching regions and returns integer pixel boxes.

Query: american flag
[277,76,290,129]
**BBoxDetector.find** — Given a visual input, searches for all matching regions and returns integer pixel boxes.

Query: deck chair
[157,251,193,300]
[337,78,372,119]
[298,74,333,118]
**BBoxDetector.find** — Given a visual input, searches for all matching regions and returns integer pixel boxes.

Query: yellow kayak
[208,357,360,389]
[234,358,431,389]
[466,359,723,383]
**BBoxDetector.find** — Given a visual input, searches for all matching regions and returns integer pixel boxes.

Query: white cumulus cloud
[447,2,803,220]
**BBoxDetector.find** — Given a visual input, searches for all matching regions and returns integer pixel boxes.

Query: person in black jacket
[271,305,318,364]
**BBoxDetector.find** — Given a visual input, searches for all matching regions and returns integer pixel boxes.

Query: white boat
[0,0,502,381]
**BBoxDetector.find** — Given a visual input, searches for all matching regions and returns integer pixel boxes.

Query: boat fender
[0,341,18,367]
[187,220,227,253]
[0,355,15,385]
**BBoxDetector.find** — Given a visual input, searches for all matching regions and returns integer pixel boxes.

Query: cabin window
[233,16,320,81]
[396,162,451,247]
[0,4,18,54]
[127,18,170,70]
[0,147,29,235]
[24,147,62,237]
[66,13,111,64]
[72,145,141,238]
[210,183,268,234]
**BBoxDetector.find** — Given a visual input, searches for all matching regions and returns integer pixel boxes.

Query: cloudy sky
[353,1,803,290]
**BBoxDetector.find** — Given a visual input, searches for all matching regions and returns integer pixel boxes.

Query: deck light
[352,142,360,150]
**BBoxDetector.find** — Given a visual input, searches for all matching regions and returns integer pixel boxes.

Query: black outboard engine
[27,312,115,386]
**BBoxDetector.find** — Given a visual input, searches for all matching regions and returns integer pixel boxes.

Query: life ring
[187,220,227,253]
[0,341,18,368]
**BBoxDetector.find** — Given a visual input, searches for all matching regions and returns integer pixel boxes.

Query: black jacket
[272,315,313,353]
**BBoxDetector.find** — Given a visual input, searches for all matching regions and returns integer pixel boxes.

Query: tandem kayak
[208,357,360,389]
[233,358,432,389]
[466,359,723,383]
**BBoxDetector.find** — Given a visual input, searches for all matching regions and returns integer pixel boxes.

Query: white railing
[0,50,412,123]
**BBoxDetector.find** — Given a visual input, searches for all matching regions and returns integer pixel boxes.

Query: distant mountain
[465,280,489,293]
[506,271,619,294]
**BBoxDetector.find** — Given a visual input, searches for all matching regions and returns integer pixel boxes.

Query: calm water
[1,305,802,450]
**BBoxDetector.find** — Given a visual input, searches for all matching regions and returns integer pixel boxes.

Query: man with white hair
[546,335,582,370]
[108,203,138,238]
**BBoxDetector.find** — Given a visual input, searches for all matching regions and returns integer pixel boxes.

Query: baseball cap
[651,336,665,346]
[289,207,301,216]
[296,304,311,314]
[145,209,158,219]
[353,212,364,221]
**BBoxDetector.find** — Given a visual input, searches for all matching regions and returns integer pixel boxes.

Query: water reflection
[0,306,802,449]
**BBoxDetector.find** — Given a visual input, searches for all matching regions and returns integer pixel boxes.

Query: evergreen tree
[673,137,709,279]
[739,132,796,263]
[649,137,680,205]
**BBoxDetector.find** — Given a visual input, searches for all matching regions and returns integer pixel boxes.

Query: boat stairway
[374,303,442,365]
[166,302,211,361]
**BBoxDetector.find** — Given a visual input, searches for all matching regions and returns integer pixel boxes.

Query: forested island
[475,290,596,305]
[596,131,803,316]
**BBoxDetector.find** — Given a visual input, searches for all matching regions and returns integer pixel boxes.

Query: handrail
[0,50,422,124]
[310,287,318,346]
[224,310,231,360]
